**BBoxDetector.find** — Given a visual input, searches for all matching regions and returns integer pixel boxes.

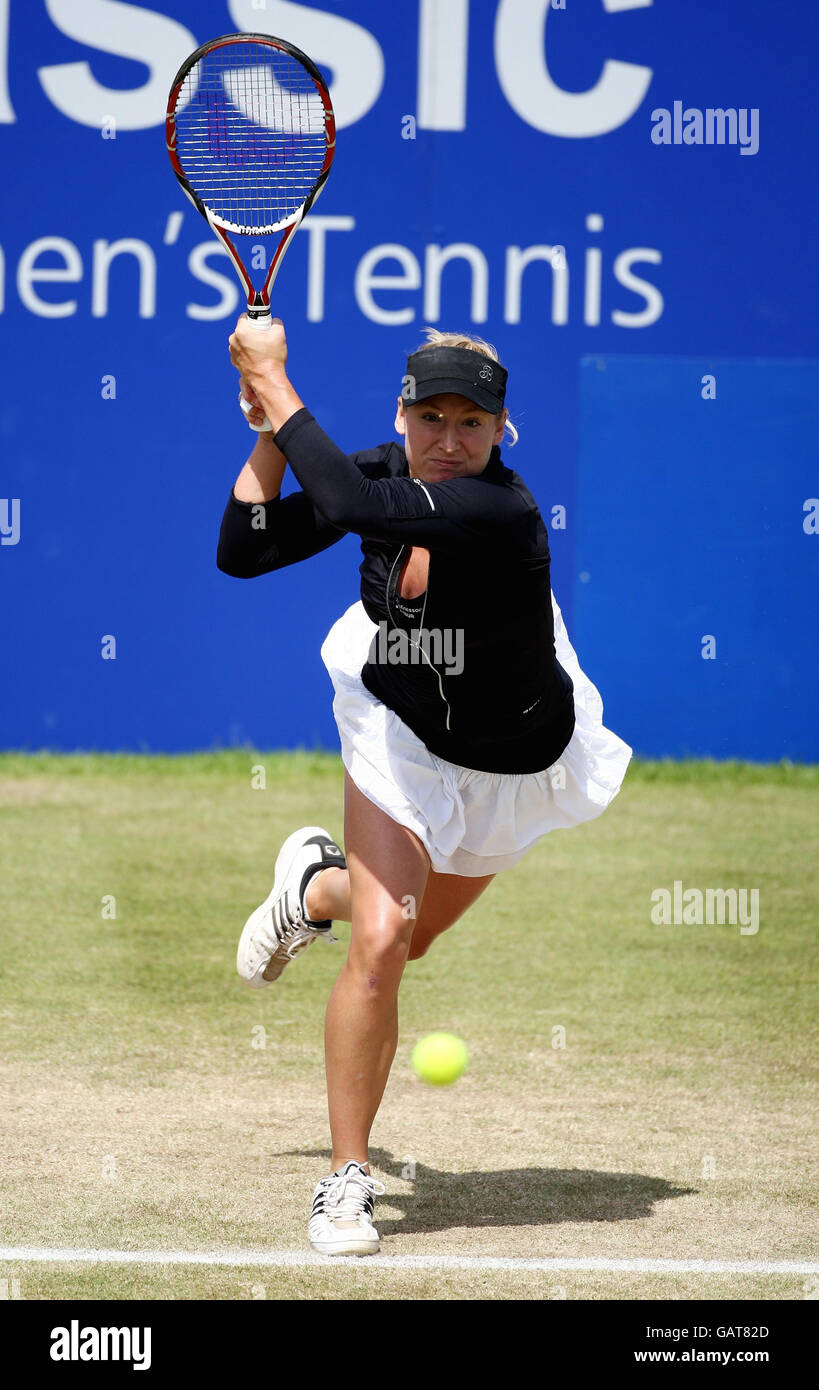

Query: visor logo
[479,365,493,381]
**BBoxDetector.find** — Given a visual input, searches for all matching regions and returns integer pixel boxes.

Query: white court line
[0,1247,816,1275]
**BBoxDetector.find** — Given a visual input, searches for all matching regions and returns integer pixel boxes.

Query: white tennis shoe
[236,826,346,988]
[309,1161,386,1256]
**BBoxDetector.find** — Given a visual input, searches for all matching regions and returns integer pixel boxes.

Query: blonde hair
[411,327,519,446]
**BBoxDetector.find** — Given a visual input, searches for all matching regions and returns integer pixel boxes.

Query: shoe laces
[316,1165,386,1223]
[271,893,338,958]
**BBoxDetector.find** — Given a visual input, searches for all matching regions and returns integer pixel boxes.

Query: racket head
[166,32,335,244]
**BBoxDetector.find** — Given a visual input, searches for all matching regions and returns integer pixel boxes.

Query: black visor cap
[402,346,507,414]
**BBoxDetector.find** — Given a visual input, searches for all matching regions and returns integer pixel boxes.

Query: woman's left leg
[324,772,431,1170]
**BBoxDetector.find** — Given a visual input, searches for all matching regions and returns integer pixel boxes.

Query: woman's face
[394,393,507,484]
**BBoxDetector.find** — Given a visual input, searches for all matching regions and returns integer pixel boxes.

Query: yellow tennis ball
[412,1032,469,1086]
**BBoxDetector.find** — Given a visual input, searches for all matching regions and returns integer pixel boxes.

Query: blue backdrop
[1,0,817,759]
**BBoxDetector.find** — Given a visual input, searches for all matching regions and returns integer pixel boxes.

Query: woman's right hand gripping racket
[166,32,336,430]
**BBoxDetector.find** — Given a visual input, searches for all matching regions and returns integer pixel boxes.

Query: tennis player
[220,317,632,1255]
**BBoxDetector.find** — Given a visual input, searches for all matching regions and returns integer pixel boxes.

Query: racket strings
[173,41,328,233]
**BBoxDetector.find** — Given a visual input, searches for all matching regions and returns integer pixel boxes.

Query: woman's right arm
[217,379,349,578]
[232,430,287,503]
[232,380,288,501]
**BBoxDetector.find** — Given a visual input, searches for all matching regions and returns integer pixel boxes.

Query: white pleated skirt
[320,593,632,877]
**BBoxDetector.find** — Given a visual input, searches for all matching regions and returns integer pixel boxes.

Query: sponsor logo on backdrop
[0,1,664,324]
[4,211,664,325]
[2,0,655,134]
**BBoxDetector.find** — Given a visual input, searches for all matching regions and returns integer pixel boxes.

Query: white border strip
[411,478,436,510]
[0,1247,815,1274]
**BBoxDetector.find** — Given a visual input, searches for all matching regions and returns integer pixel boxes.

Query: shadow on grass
[281,1148,695,1234]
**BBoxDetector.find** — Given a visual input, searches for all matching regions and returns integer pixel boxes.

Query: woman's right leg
[323,771,431,1171]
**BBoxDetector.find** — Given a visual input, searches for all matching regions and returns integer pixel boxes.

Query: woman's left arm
[228,315,304,434]
[228,314,529,548]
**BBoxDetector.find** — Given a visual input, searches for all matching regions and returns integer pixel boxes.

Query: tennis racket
[166,32,336,430]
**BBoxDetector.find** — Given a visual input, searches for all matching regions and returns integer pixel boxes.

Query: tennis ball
[411,1032,469,1086]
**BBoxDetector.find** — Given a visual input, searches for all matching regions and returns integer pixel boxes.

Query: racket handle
[241,311,274,431]
[240,394,274,432]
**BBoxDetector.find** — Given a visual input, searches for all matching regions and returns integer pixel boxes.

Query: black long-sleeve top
[217,408,575,774]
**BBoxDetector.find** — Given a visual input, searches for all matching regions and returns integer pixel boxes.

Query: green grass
[0,752,816,1300]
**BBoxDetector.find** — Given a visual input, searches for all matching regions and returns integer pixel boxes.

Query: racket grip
[240,313,274,431]
[240,394,274,432]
